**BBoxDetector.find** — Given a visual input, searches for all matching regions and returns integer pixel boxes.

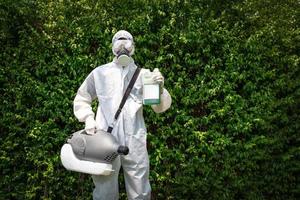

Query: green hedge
[1,0,299,199]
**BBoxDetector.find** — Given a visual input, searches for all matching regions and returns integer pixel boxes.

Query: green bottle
[142,69,161,105]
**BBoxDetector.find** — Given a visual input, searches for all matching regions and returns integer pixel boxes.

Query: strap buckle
[107,120,117,133]
[107,126,113,133]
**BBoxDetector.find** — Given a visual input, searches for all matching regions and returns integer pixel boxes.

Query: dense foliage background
[1,0,299,199]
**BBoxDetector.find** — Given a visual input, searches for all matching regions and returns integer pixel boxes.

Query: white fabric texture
[85,116,97,134]
[73,57,171,200]
[112,30,133,44]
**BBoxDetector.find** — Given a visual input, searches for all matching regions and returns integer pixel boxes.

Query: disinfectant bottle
[142,69,161,105]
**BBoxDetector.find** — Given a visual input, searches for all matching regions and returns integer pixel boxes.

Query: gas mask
[112,30,135,66]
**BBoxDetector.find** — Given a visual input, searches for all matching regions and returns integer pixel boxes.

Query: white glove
[85,116,97,135]
[152,68,164,93]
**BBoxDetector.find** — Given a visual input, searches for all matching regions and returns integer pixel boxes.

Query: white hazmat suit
[73,30,172,200]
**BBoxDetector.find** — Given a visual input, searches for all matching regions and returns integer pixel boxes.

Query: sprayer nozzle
[117,146,129,155]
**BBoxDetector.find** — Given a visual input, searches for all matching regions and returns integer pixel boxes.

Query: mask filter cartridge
[117,48,131,66]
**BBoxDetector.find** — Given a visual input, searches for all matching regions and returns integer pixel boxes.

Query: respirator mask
[112,30,135,66]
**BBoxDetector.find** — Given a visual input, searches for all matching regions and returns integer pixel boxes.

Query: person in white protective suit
[73,30,172,200]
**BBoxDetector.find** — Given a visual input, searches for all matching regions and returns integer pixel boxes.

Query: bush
[1,0,299,199]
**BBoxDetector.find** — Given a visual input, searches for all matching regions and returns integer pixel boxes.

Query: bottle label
[143,84,160,105]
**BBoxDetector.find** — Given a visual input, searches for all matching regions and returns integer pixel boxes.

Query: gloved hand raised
[85,116,97,135]
[152,68,164,93]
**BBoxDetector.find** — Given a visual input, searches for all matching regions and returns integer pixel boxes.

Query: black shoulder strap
[107,67,141,133]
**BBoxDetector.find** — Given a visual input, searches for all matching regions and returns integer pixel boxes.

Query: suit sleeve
[73,72,97,122]
[151,88,172,113]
